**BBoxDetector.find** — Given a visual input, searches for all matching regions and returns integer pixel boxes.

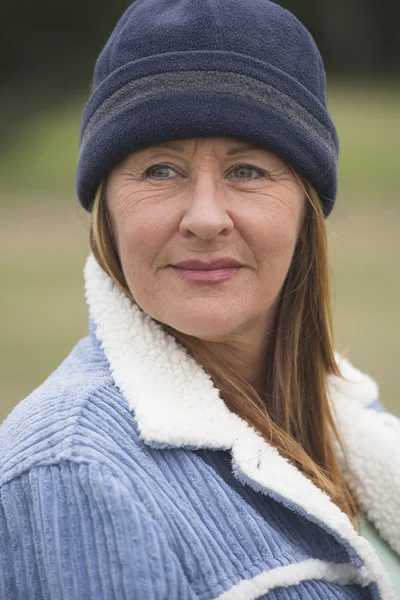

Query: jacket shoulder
[0,335,138,486]
[329,353,400,426]
[329,352,381,410]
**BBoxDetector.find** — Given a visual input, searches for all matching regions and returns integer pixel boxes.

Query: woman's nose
[179,172,234,240]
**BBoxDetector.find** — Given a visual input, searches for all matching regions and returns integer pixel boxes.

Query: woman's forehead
[128,137,281,159]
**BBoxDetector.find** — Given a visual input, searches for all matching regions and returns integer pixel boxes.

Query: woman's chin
[155,305,244,342]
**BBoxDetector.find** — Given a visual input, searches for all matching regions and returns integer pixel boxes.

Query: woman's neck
[201,316,273,397]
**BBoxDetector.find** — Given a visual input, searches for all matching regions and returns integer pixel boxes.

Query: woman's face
[106,137,306,342]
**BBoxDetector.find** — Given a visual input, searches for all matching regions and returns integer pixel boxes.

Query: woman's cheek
[257,227,300,288]
[255,213,298,254]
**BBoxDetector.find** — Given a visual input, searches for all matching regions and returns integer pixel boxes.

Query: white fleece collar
[84,255,399,599]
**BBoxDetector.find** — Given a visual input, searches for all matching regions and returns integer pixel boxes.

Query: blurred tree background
[1,0,399,420]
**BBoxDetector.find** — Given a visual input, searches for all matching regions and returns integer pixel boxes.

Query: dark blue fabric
[76,0,339,217]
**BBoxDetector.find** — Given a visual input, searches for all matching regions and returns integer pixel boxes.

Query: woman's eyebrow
[226,144,262,155]
[146,142,186,153]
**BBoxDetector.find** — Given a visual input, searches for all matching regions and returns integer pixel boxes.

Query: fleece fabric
[77,0,339,216]
[0,255,399,600]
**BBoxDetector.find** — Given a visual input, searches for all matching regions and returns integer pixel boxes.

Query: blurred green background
[1,1,399,421]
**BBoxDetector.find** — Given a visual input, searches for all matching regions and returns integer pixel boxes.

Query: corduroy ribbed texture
[0,333,383,599]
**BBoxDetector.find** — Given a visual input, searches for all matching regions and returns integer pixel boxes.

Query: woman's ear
[299,224,307,245]
[297,199,308,245]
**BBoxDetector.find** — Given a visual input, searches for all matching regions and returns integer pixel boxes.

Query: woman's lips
[171,266,242,283]
[174,258,243,270]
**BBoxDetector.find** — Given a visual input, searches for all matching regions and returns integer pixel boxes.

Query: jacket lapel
[85,254,398,599]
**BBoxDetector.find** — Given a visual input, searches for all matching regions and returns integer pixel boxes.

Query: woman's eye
[230,164,266,180]
[145,163,266,181]
[145,164,178,179]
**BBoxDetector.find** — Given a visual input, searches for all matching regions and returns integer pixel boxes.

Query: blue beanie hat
[77,0,339,217]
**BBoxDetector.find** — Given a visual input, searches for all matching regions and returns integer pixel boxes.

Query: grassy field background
[1,83,399,421]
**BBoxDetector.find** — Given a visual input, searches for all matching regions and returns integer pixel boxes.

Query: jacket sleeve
[0,461,197,600]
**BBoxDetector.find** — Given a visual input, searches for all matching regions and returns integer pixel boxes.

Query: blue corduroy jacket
[0,256,399,600]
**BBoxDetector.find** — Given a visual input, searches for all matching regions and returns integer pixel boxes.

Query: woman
[0,0,399,598]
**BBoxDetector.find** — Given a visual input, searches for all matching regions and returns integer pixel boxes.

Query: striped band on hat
[80,71,336,159]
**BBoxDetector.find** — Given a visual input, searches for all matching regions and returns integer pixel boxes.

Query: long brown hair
[90,175,360,525]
